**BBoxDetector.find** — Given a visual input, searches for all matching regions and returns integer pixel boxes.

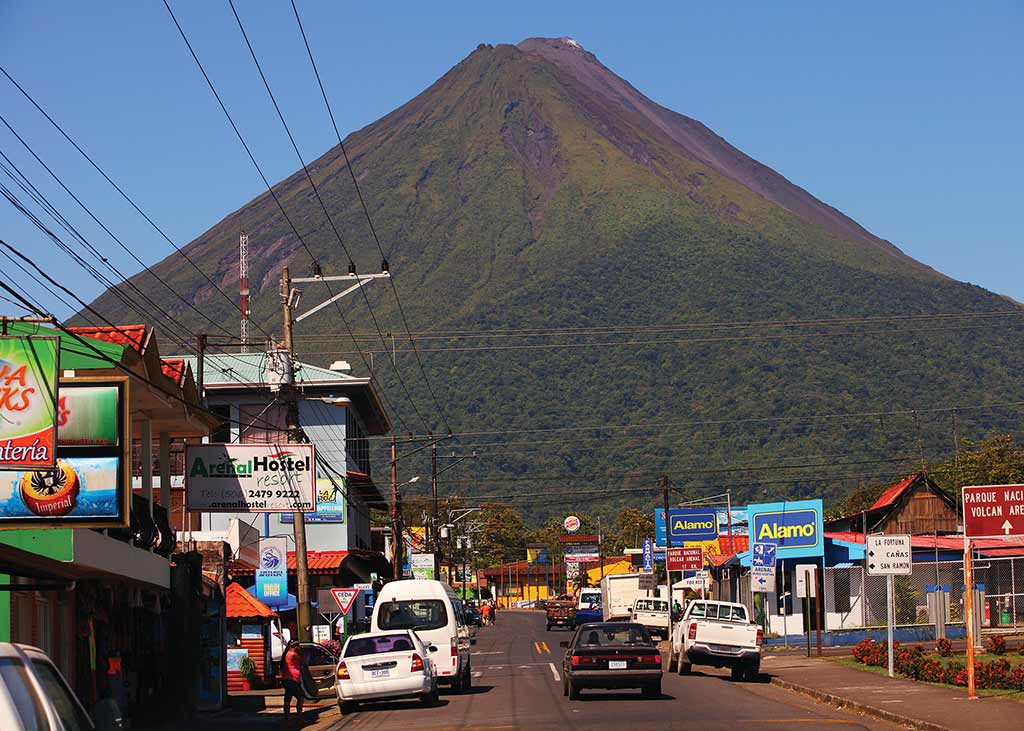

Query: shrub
[893,645,925,679]
[985,634,1008,655]
[976,659,1011,689]
[918,659,945,683]
[1009,664,1024,691]
[935,637,953,657]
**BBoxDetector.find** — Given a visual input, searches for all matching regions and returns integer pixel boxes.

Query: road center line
[548,662,560,682]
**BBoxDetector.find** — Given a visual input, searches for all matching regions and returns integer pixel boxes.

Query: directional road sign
[751,542,777,569]
[795,564,817,599]
[330,588,360,615]
[866,534,912,576]
[679,571,708,590]
[666,546,703,571]
[642,539,654,573]
[962,485,1024,538]
[750,566,774,593]
[638,573,658,591]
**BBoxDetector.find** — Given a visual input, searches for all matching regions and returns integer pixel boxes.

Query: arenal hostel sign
[746,499,824,559]
[185,443,316,513]
[0,336,59,470]
[0,377,130,528]
[963,485,1024,538]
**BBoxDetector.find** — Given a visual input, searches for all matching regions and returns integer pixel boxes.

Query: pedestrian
[481,601,492,626]
[490,599,497,625]
[281,640,305,723]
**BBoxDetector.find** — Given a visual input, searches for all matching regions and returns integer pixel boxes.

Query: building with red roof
[824,472,959,535]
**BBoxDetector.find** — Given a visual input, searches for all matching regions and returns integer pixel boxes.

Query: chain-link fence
[822,556,1024,632]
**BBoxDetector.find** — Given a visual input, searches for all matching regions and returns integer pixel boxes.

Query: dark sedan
[560,622,662,699]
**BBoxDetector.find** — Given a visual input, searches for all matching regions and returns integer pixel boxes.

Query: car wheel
[642,681,661,698]
[546,624,552,631]
[421,685,440,707]
[678,656,691,676]
[568,680,581,700]
[338,700,357,715]
[562,673,569,697]
[731,664,744,681]
[745,660,761,682]
[451,666,465,693]
[464,663,473,691]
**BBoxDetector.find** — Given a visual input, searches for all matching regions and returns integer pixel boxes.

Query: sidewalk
[763,654,1022,731]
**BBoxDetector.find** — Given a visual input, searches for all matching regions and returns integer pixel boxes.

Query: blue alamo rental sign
[655,508,720,544]
[746,499,823,558]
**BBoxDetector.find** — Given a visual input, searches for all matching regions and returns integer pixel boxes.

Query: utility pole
[281,267,312,643]
[196,333,207,399]
[431,444,439,578]
[391,436,402,579]
[662,475,672,637]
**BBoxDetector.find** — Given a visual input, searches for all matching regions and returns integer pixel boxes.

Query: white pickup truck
[670,600,762,681]
[630,597,670,639]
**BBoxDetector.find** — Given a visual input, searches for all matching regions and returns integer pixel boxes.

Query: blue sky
[1,1,1021,317]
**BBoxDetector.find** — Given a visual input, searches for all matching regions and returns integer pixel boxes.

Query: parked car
[462,602,482,627]
[630,597,671,640]
[371,579,473,692]
[335,630,439,714]
[299,642,340,691]
[0,642,98,730]
[559,622,662,699]
[670,599,762,681]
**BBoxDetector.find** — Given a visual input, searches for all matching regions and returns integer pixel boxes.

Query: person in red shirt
[281,640,305,722]
[480,602,492,625]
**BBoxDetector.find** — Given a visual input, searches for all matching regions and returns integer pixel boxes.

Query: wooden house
[825,472,960,535]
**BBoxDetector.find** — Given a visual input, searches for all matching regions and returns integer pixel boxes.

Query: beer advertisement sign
[0,336,59,470]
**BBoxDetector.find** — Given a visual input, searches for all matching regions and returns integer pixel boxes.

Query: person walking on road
[481,601,492,626]
[281,640,305,723]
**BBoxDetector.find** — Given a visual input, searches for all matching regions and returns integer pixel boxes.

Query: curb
[769,676,955,731]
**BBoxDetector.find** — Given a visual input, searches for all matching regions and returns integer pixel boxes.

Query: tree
[605,507,655,556]
[476,503,529,566]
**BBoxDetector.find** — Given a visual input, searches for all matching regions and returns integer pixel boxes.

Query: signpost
[330,588,360,616]
[642,539,654,573]
[958,484,1024,699]
[679,571,708,590]
[750,542,777,594]
[666,546,703,572]
[638,573,657,591]
[866,534,912,677]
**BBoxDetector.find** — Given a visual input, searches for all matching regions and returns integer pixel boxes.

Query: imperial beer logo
[188,449,311,478]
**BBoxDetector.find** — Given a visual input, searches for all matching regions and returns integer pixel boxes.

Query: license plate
[370,669,391,678]
[608,660,627,670]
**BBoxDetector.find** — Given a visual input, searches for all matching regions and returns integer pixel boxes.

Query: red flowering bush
[1009,665,1024,691]
[894,645,925,679]
[975,659,1011,689]
[935,638,953,657]
[918,659,945,683]
[985,634,1008,655]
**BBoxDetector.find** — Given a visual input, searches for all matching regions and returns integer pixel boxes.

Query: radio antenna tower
[239,231,250,353]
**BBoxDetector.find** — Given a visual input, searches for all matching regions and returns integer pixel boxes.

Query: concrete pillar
[159,431,171,511]
[140,417,153,516]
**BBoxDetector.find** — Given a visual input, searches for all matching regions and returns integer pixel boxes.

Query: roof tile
[226,581,276,619]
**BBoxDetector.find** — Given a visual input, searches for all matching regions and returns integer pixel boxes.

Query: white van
[370,579,472,692]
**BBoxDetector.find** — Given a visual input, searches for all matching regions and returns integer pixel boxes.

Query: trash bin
[1001,610,1013,626]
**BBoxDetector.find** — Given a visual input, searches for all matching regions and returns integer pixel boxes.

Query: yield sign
[331,588,360,615]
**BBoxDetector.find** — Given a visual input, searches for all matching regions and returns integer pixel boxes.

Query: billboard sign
[564,544,599,563]
[0,336,59,470]
[185,443,316,513]
[655,508,720,544]
[0,378,129,528]
[255,536,288,607]
[410,553,435,580]
[526,545,548,564]
[746,499,824,558]
[280,477,346,523]
[962,485,1024,538]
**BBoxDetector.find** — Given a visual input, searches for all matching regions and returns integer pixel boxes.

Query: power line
[0,115,239,340]
[288,0,452,435]
[161,0,422,436]
[297,320,1020,356]
[0,64,262,333]
[226,0,441,436]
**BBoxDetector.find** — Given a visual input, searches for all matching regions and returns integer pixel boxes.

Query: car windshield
[29,658,93,731]
[345,634,416,657]
[377,599,448,631]
[579,625,652,646]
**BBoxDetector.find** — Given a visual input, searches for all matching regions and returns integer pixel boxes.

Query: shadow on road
[441,684,494,696]
[576,691,676,702]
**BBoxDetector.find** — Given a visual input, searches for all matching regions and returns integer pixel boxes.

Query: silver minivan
[0,643,98,730]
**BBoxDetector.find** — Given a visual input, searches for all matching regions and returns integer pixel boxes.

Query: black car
[462,601,482,627]
[560,622,662,699]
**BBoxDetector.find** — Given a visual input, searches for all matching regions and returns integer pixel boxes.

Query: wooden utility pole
[391,436,401,579]
[662,475,673,646]
[432,444,439,578]
[281,267,312,643]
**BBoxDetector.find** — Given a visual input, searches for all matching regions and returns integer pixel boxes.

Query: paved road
[319,610,901,731]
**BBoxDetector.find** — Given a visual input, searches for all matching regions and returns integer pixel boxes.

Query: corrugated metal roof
[868,474,920,511]
[177,353,362,387]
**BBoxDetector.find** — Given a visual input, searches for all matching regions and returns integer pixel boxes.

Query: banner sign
[0,377,129,528]
[642,539,654,573]
[281,477,346,523]
[0,336,59,470]
[746,499,824,559]
[255,536,288,607]
[565,561,580,581]
[454,566,475,583]
[564,544,599,563]
[185,443,316,513]
[410,553,435,580]
[526,545,548,564]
